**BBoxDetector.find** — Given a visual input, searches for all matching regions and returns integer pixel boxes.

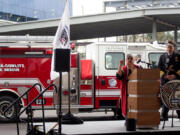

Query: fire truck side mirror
[101,79,106,86]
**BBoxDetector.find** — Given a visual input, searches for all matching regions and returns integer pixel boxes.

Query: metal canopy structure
[0,7,180,40]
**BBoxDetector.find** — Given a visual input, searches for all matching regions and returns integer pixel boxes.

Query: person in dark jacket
[158,40,180,120]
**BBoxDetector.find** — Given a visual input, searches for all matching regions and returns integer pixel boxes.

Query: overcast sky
[72,0,104,16]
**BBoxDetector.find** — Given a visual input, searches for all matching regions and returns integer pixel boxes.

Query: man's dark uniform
[158,51,180,120]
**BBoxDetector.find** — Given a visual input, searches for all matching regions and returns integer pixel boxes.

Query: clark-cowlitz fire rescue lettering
[0,64,24,72]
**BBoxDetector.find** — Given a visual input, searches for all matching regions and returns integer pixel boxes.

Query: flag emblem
[60,26,69,47]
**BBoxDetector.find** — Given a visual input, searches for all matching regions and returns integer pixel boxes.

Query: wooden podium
[127,69,160,128]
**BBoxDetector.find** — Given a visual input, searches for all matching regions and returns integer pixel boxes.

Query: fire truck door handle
[101,79,106,86]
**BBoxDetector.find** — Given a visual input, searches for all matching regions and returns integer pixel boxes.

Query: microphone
[137,60,152,66]
[137,59,141,64]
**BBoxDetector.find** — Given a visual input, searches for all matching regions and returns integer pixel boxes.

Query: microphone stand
[138,61,152,69]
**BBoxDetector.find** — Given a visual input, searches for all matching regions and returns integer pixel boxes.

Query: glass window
[149,53,164,68]
[105,52,125,70]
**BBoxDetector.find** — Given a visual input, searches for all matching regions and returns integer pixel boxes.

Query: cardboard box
[128,81,160,95]
[127,69,160,128]
[128,69,160,80]
[128,112,160,127]
[128,96,160,110]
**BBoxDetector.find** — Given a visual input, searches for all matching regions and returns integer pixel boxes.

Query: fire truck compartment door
[79,60,94,108]
[81,60,93,80]
[54,68,80,110]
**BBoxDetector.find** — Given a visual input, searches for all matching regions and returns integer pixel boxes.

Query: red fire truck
[0,40,166,121]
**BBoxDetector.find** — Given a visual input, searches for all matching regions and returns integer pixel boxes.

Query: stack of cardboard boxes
[128,69,160,128]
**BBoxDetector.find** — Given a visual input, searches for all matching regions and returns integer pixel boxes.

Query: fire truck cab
[0,41,166,121]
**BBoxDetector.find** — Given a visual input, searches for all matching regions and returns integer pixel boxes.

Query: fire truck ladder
[4,83,57,135]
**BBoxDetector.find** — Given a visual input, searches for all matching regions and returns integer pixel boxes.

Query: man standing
[158,40,180,120]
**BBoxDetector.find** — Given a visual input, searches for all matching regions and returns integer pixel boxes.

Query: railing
[4,83,57,135]
[4,83,42,135]
[18,84,57,135]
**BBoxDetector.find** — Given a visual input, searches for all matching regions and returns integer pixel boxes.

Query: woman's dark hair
[127,54,133,59]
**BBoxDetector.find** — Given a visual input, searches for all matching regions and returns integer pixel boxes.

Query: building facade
[0,0,72,22]
[104,0,180,11]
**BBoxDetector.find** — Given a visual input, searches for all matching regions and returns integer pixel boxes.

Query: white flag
[50,0,70,80]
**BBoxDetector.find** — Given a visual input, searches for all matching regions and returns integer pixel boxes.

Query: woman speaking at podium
[116,54,140,118]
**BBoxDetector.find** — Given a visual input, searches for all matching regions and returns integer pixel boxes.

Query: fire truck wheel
[0,96,21,122]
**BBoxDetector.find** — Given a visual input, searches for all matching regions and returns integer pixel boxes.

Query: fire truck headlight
[108,79,117,87]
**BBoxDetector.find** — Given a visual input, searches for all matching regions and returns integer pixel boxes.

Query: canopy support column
[174,27,177,43]
[152,19,157,42]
